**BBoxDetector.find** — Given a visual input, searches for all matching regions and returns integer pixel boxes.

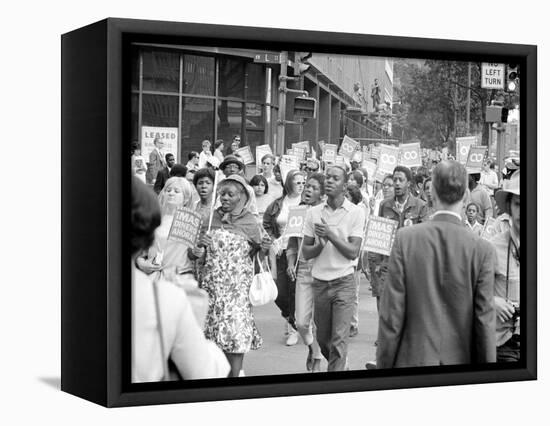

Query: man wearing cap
[377,161,496,368]
[219,155,258,217]
[490,170,520,362]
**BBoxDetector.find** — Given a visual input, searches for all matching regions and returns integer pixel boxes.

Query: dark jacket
[376,213,496,368]
[378,194,427,228]
[263,196,285,239]
[153,167,170,194]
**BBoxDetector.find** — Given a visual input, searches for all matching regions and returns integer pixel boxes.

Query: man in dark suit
[153,153,176,194]
[376,160,496,368]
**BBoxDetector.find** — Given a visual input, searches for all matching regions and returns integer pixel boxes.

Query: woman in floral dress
[193,174,272,377]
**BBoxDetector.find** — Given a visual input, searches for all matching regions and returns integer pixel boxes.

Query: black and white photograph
[129,43,523,381]
[5,0,547,423]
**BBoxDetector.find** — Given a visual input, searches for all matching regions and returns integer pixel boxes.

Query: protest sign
[363,216,398,256]
[279,154,300,182]
[234,146,254,165]
[398,142,422,168]
[283,205,309,237]
[168,207,203,248]
[292,141,310,152]
[376,144,399,180]
[334,155,346,167]
[465,145,487,173]
[370,146,381,161]
[323,143,338,162]
[481,217,498,240]
[361,159,377,184]
[456,136,477,164]
[256,144,273,173]
[338,135,360,159]
[292,145,307,161]
[141,126,179,163]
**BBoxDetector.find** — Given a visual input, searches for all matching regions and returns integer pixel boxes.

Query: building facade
[130,44,394,162]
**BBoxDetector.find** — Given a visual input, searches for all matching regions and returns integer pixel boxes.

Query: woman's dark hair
[307,172,326,195]
[193,167,216,187]
[346,185,363,205]
[169,164,187,177]
[349,170,364,187]
[130,141,140,155]
[214,139,224,150]
[131,177,161,256]
[188,151,199,161]
[249,174,269,194]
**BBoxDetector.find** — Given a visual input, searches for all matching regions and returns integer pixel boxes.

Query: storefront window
[183,54,215,96]
[142,50,179,93]
[131,94,139,142]
[219,58,245,98]
[217,100,243,143]
[181,98,215,156]
[245,103,263,129]
[246,63,264,102]
[131,47,140,91]
[142,94,179,127]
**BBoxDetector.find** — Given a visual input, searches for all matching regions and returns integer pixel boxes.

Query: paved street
[244,276,378,376]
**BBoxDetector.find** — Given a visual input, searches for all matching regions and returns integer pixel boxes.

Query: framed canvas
[61,18,536,407]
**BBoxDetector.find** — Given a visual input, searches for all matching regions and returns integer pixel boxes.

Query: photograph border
[61,17,537,407]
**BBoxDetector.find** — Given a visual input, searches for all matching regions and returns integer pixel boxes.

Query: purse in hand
[249,252,278,306]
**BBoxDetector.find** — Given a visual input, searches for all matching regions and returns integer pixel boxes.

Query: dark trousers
[275,253,296,328]
[312,273,356,371]
[497,334,520,362]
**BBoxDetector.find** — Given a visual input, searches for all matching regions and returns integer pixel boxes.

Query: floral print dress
[200,228,262,353]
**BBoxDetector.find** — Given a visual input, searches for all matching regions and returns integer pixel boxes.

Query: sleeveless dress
[200,228,262,353]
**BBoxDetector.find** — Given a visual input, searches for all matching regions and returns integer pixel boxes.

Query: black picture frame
[61,17,537,407]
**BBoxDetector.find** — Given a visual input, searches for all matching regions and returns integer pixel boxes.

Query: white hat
[495,170,519,214]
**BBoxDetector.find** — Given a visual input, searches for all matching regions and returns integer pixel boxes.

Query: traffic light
[506,64,519,92]
[293,52,312,76]
[293,96,317,119]
[501,107,509,123]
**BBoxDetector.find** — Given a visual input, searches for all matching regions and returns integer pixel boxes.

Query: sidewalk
[244,276,379,375]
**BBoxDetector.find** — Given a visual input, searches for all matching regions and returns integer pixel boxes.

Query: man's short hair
[432,161,468,205]
[169,164,187,177]
[165,153,174,162]
[393,165,412,182]
[307,172,326,195]
[327,165,349,183]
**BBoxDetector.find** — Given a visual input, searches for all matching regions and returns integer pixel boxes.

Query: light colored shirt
[480,169,499,195]
[303,198,366,281]
[465,219,483,236]
[490,227,520,346]
[132,266,229,382]
[198,151,213,169]
[276,195,302,234]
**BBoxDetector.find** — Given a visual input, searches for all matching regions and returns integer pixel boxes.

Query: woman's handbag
[249,252,278,306]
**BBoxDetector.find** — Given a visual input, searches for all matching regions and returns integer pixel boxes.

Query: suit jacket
[376,212,496,369]
[146,149,166,184]
[153,167,170,194]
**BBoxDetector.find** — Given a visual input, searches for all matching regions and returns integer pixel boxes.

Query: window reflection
[142,50,179,92]
[183,55,215,96]
[219,58,244,98]
[142,94,179,127]
[182,98,215,155]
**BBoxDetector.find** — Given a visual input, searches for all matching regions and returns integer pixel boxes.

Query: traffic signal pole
[277,51,288,156]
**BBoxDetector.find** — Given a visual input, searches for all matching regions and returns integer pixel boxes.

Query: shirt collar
[322,197,353,212]
[432,210,463,222]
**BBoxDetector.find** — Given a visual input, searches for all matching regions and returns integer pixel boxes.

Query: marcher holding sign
[285,173,325,372]
[194,174,272,377]
[135,177,196,284]
[465,146,488,173]
[263,170,306,346]
[456,136,477,164]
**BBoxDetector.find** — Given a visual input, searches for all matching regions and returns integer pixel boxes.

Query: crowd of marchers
[130,136,520,382]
